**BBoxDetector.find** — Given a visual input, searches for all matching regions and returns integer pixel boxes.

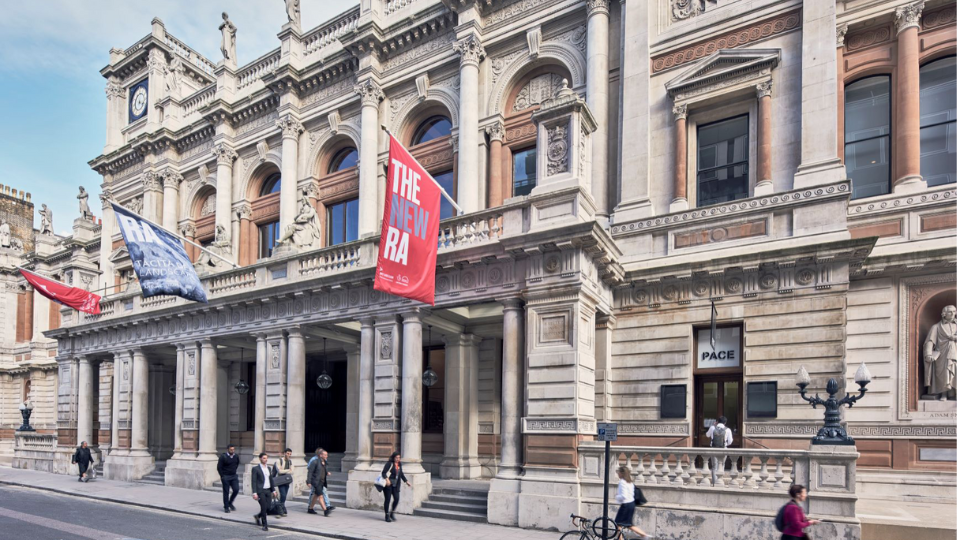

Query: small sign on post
[597,422,618,539]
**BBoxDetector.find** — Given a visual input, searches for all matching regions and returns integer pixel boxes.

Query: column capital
[354,79,384,107]
[286,326,304,339]
[485,120,505,142]
[499,297,524,311]
[212,143,238,165]
[161,169,183,189]
[836,24,848,48]
[234,202,252,220]
[586,0,611,17]
[141,170,163,193]
[756,80,773,99]
[105,81,124,100]
[178,221,196,237]
[895,0,925,34]
[401,309,429,324]
[276,114,305,140]
[199,338,215,348]
[359,317,375,328]
[672,103,688,121]
[596,312,617,329]
[77,355,92,364]
[454,34,486,68]
[99,189,114,207]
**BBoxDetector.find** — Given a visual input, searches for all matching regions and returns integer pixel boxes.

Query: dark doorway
[304,354,348,454]
[695,375,743,448]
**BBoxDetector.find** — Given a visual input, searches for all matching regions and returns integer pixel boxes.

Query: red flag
[374,134,442,305]
[19,269,102,314]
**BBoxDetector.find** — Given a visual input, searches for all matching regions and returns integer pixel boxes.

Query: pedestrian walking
[320,449,335,510]
[776,484,820,540]
[705,415,733,483]
[72,441,94,483]
[613,466,648,539]
[251,452,278,532]
[380,451,411,523]
[217,444,240,513]
[272,447,294,516]
[306,447,331,516]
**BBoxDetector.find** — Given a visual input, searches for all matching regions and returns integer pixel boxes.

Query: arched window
[328,148,359,173]
[844,76,891,200]
[920,56,957,187]
[413,116,452,146]
[259,173,282,196]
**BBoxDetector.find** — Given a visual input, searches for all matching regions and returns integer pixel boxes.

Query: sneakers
[323,508,331,517]
[385,514,391,522]
[307,508,318,515]
[390,511,397,522]
[229,504,236,511]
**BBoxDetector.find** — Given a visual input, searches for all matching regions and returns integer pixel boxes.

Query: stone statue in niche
[78,187,94,221]
[276,189,321,250]
[0,220,10,248]
[219,12,237,62]
[923,304,957,401]
[39,204,54,235]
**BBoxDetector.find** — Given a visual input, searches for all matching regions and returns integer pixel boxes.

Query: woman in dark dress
[72,441,93,482]
[381,451,411,523]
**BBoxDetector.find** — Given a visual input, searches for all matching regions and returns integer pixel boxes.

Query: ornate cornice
[453,34,486,68]
[354,79,384,107]
[212,144,238,166]
[895,0,925,34]
[756,80,772,99]
[672,103,688,121]
[848,186,955,217]
[276,115,304,140]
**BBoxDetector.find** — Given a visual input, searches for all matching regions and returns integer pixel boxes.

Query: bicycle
[560,513,622,540]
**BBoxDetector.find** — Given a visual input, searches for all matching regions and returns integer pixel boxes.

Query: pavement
[0,466,558,540]
[857,496,958,540]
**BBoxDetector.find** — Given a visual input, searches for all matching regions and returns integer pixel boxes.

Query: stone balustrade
[438,208,504,251]
[14,433,57,451]
[182,84,216,115]
[302,7,360,57]
[237,50,282,90]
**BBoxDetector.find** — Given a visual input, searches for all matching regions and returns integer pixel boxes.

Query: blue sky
[0,0,356,235]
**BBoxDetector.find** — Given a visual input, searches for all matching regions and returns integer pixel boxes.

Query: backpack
[774,501,795,532]
[711,425,727,448]
[633,485,647,506]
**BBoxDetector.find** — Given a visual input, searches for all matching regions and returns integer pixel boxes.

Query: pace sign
[697,326,741,369]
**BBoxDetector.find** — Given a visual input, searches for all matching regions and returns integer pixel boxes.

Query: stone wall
[478,336,502,477]
[0,185,35,253]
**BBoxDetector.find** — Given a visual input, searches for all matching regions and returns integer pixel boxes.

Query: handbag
[374,475,387,493]
[272,460,293,486]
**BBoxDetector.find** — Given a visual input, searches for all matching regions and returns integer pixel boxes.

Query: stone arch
[239,152,283,201]
[307,123,362,179]
[189,185,217,220]
[487,43,585,116]
[391,88,460,140]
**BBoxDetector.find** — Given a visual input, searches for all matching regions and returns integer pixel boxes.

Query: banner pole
[109,202,239,269]
[380,125,464,216]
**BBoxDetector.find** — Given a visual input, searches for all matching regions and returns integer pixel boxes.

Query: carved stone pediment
[665,48,780,104]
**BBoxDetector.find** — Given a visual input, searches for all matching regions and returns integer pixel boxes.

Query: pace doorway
[694,375,742,448]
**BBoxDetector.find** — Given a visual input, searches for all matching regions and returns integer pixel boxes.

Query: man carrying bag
[271,448,294,517]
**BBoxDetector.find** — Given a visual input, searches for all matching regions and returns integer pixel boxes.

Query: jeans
[277,484,289,504]
[383,484,400,514]
[322,486,331,507]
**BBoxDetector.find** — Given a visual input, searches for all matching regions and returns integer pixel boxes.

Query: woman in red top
[782,484,820,540]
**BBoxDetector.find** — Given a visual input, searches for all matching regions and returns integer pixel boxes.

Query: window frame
[695,113,751,208]
[843,75,893,200]
[259,173,282,197]
[327,147,359,174]
[258,220,280,259]
[511,145,538,197]
[412,116,453,146]
[919,56,957,188]
[326,197,359,246]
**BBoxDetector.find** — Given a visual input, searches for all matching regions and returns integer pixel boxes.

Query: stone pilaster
[894,0,927,193]
[454,33,486,214]
[355,79,384,237]
[212,144,238,259]
[277,115,304,232]
[372,316,401,457]
[76,356,95,447]
[440,333,482,479]
[586,0,611,216]
[594,313,614,422]
[263,331,288,454]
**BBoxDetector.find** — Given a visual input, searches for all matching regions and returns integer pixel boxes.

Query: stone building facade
[4,0,956,535]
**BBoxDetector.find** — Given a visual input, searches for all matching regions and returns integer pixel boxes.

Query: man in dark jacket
[72,441,93,482]
[306,447,330,516]
[217,444,240,513]
[251,452,277,532]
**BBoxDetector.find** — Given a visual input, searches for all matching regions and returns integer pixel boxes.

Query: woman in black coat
[72,441,93,482]
[381,451,410,523]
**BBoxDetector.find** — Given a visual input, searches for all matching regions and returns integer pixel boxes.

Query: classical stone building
[5,0,957,536]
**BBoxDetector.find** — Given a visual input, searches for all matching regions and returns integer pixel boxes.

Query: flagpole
[17,267,114,296]
[380,125,464,216]
[109,202,239,269]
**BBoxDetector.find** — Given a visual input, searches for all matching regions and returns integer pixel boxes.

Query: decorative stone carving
[283,0,300,28]
[39,204,54,236]
[256,140,269,163]
[453,34,485,67]
[275,188,321,250]
[513,73,565,111]
[546,124,569,176]
[485,121,505,142]
[923,305,957,400]
[895,0,925,34]
[161,170,183,189]
[672,0,704,21]
[78,187,94,220]
[199,193,216,217]
[756,80,773,99]
[327,110,341,134]
[105,81,124,99]
[586,0,610,16]
[491,49,527,85]
[845,25,892,52]
[198,164,210,184]
[354,79,384,107]
[415,74,430,100]
[124,197,143,215]
[276,115,304,140]
[672,103,688,121]
[141,171,162,193]
[836,24,848,48]
[219,12,237,62]
[212,144,238,165]
[550,25,587,54]
[526,26,542,57]
[235,203,252,220]
[380,331,393,359]
[179,223,196,237]
[270,343,280,369]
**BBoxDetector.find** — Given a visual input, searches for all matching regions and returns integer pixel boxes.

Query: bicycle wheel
[559,531,589,540]
[591,516,622,539]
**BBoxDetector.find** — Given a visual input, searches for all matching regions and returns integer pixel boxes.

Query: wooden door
[695,375,742,448]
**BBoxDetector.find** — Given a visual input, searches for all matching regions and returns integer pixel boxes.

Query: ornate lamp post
[422,325,437,388]
[316,338,333,390]
[235,347,250,394]
[795,362,872,445]
[17,400,35,432]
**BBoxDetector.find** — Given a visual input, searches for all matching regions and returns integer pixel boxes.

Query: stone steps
[291,472,347,506]
[412,485,488,523]
[135,462,166,486]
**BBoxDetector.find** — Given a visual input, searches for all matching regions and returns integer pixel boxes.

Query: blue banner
[112,203,207,303]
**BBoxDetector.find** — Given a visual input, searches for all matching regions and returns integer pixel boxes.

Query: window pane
[413,116,452,145]
[921,123,957,187]
[329,148,359,173]
[513,147,537,197]
[920,57,957,128]
[845,77,890,143]
[845,137,891,199]
[258,221,280,258]
[345,198,359,242]
[433,170,455,220]
[697,116,749,206]
[723,381,739,429]
[702,382,719,428]
[327,198,359,246]
[260,174,282,196]
[328,203,345,246]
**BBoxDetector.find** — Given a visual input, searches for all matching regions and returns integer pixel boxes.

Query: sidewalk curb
[0,478,369,540]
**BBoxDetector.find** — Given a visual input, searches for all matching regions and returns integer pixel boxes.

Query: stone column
[454,34,485,214]
[894,1,927,192]
[277,115,305,230]
[342,344,361,472]
[98,360,114,454]
[104,79,125,153]
[355,79,384,238]
[357,319,375,466]
[488,298,525,526]
[400,311,425,473]
[755,82,774,196]
[253,334,267,456]
[285,328,306,461]
[142,171,163,223]
[486,122,505,207]
[161,170,182,231]
[110,353,122,456]
[837,25,848,161]
[172,344,184,458]
[594,314,614,422]
[130,349,150,457]
[77,356,94,446]
[212,144,238,255]
[441,333,482,479]
[198,338,218,458]
[99,191,116,293]
[670,104,688,212]
[586,0,611,215]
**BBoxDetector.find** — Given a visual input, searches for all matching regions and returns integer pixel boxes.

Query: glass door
[695,376,742,448]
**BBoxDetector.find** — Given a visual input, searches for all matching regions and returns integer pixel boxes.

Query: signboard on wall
[696,326,741,369]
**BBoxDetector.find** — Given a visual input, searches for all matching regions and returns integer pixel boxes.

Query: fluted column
[455,34,485,214]
[130,348,150,456]
[212,144,237,255]
[486,122,505,207]
[77,356,94,446]
[99,191,116,293]
[277,115,304,230]
[198,338,218,458]
[498,298,524,478]
[357,319,375,466]
[161,170,182,231]
[670,104,689,212]
[104,79,125,153]
[253,334,267,455]
[587,0,611,214]
[286,328,306,461]
[172,344,184,458]
[755,82,774,196]
[894,1,926,192]
[355,79,384,237]
[401,311,425,473]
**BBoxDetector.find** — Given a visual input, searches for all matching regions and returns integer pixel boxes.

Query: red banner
[374,134,442,305]
[20,268,102,314]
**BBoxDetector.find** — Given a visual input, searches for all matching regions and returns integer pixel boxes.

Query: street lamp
[235,347,250,394]
[795,362,872,445]
[17,400,35,432]
[316,337,333,390]
[422,325,437,387]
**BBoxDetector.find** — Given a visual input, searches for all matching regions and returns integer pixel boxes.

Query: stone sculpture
[39,204,54,235]
[0,221,10,248]
[194,224,232,273]
[219,12,237,62]
[165,56,184,98]
[276,189,321,250]
[283,0,301,28]
[78,187,94,220]
[924,304,957,400]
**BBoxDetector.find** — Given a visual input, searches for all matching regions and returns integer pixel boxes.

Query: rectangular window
[746,381,778,418]
[433,170,455,220]
[258,221,280,259]
[512,146,537,197]
[920,57,957,187]
[327,198,359,246]
[845,76,891,199]
[697,115,749,207]
[660,384,687,419]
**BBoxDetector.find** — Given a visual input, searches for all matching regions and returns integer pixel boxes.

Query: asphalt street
[0,484,328,540]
